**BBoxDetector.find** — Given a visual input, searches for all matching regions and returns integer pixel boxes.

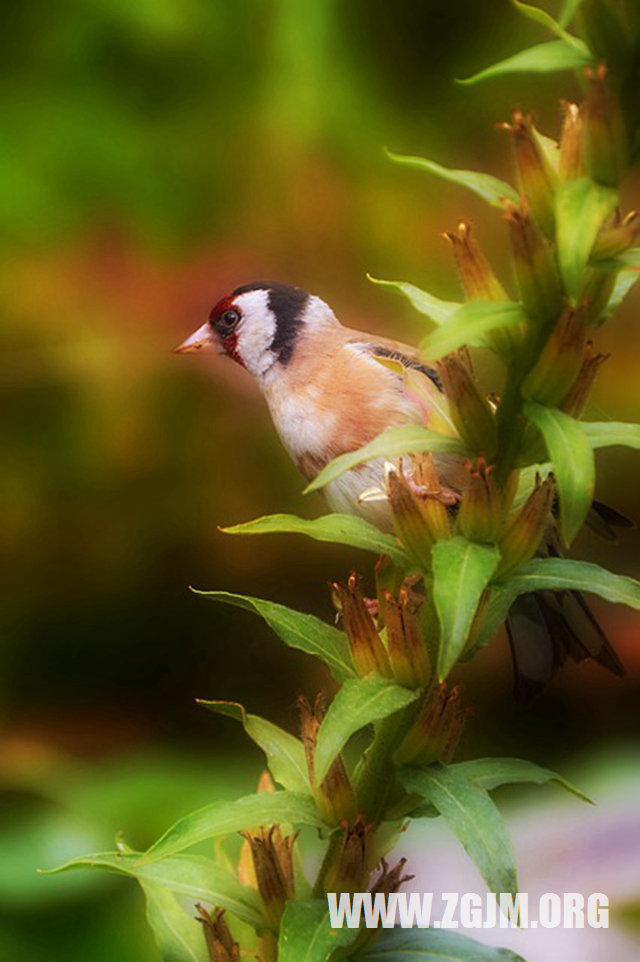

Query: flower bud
[504,200,563,322]
[394,683,467,766]
[582,64,628,187]
[436,354,497,455]
[385,588,432,689]
[333,575,392,678]
[458,458,502,543]
[298,694,357,825]
[591,210,640,261]
[240,826,297,929]
[559,101,584,180]
[499,111,556,236]
[497,475,555,577]
[196,906,241,962]
[560,342,609,417]
[522,305,587,405]
[443,222,518,355]
[443,221,507,301]
[324,816,372,895]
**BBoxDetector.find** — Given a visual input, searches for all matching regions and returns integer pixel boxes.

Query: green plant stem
[312,827,345,898]
[356,706,414,823]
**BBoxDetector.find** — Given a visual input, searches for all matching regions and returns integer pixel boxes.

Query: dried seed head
[394,683,468,765]
[370,857,415,897]
[240,826,297,929]
[559,101,584,180]
[443,221,507,301]
[591,210,640,261]
[560,342,609,417]
[196,906,241,962]
[385,588,432,689]
[458,458,502,543]
[436,354,497,456]
[332,576,392,679]
[298,693,357,825]
[325,816,372,895]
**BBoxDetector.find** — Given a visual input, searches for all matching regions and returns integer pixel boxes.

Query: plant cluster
[50,3,640,961]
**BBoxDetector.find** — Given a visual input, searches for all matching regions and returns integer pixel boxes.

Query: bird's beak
[173,322,222,355]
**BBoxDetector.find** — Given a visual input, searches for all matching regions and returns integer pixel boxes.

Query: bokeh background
[1,1,639,959]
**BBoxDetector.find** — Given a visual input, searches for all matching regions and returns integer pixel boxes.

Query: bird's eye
[218,308,240,330]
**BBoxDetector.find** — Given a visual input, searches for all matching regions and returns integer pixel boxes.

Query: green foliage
[400,765,518,896]
[421,301,527,359]
[367,275,461,325]
[278,901,361,962]
[523,403,594,545]
[143,885,209,962]
[197,701,310,793]
[555,178,618,297]
[314,678,420,784]
[449,757,592,802]
[385,150,519,207]
[194,590,355,681]
[432,538,500,679]
[361,928,525,961]
[145,792,324,861]
[459,40,593,85]
[222,513,410,566]
[304,426,468,493]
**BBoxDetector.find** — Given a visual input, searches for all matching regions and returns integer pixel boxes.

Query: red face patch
[209,294,244,367]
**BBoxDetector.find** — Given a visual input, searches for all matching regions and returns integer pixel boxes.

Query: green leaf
[194,590,355,681]
[386,149,518,208]
[458,40,593,86]
[559,0,585,27]
[46,852,264,928]
[304,425,467,494]
[432,537,500,679]
[361,927,525,961]
[197,701,309,794]
[589,248,640,272]
[473,556,640,649]
[510,1,591,52]
[583,420,640,450]
[605,269,640,316]
[451,757,592,803]
[278,900,361,962]
[555,178,618,298]
[143,884,208,962]
[144,791,325,861]
[400,765,518,896]
[314,678,420,784]
[367,275,461,326]
[524,402,594,545]
[421,301,527,360]
[221,513,410,566]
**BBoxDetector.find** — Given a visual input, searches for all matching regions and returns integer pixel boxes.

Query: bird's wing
[342,328,443,391]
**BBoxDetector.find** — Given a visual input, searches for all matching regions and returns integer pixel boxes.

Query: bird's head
[174,281,338,378]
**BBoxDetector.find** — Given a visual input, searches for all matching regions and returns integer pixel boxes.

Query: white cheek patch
[233,289,278,377]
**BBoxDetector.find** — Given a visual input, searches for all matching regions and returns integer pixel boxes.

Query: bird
[175,280,627,696]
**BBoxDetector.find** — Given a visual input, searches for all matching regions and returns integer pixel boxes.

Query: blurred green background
[1,1,639,959]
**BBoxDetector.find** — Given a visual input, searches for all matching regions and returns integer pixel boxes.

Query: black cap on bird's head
[174,281,335,376]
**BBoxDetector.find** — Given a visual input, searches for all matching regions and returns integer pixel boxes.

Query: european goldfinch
[176,280,626,695]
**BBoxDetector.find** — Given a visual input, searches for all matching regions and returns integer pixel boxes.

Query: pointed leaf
[459,40,593,86]
[432,537,500,679]
[524,402,594,545]
[143,884,208,962]
[400,765,518,896]
[222,513,410,566]
[451,757,592,803]
[278,900,361,962]
[510,1,591,52]
[144,792,325,861]
[194,590,355,681]
[315,678,420,785]
[555,178,618,298]
[583,420,640,450]
[605,270,640,317]
[559,0,585,27]
[472,556,640,650]
[386,150,518,208]
[367,274,461,325]
[304,425,468,494]
[422,301,527,360]
[198,701,309,794]
[361,928,525,961]
[46,852,264,928]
